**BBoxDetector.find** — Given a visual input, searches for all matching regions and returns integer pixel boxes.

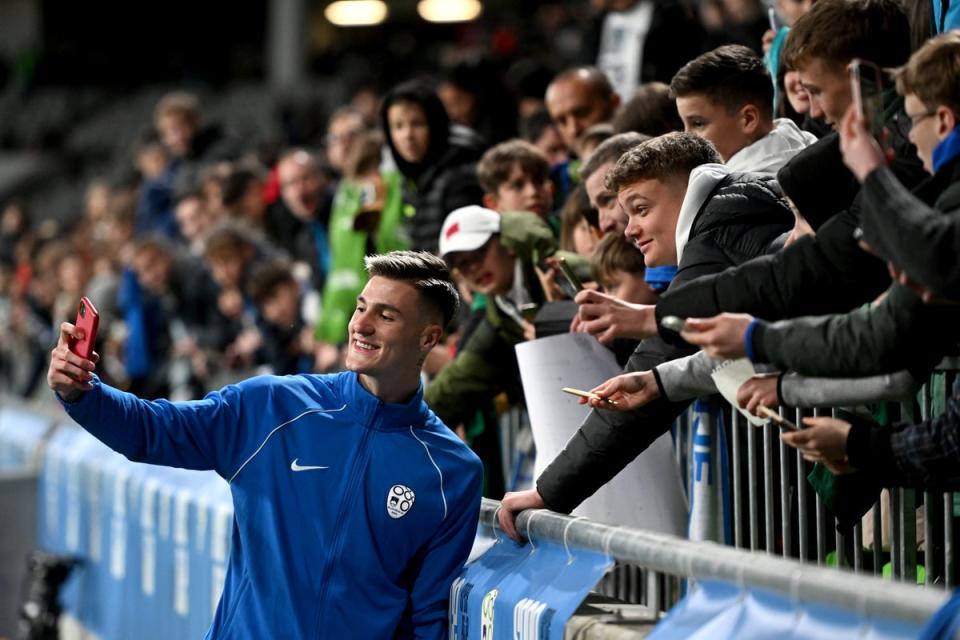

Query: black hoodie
[380,80,484,253]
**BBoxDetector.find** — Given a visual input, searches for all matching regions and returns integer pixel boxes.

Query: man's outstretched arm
[49,321,258,477]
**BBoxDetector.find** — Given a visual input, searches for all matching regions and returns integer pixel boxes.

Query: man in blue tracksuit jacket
[47,251,484,639]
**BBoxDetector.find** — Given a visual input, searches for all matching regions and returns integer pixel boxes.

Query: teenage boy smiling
[498,133,792,539]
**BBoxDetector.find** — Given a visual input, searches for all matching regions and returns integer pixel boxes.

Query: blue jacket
[58,371,484,639]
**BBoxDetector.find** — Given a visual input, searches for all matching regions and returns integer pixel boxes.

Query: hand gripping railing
[480,498,948,625]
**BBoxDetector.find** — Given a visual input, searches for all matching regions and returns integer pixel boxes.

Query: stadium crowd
[4,0,960,543]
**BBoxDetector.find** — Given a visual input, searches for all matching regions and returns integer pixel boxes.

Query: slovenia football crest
[387,484,415,519]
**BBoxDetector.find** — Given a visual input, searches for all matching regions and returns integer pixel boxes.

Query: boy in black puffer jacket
[499,132,793,536]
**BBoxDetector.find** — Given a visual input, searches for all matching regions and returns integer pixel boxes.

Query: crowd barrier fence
[2,358,957,637]
[498,362,960,613]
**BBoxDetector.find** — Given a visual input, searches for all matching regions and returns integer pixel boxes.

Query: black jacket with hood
[653,101,929,343]
[748,154,960,380]
[537,168,793,513]
[380,81,485,254]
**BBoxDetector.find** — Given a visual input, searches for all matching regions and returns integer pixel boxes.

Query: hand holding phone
[660,315,687,333]
[757,405,799,430]
[69,296,100,360]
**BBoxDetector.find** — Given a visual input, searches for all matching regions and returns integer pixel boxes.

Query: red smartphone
[69,296,100,360]
[849,58,886,145]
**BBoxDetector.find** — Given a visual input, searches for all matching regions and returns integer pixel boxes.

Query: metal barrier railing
[702,369,958,589]
[480,498,948,624]
[500,365,959,609]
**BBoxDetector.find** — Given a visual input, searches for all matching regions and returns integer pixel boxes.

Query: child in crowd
[133,134,175,238]
[612,82,684,136]
[248,260,316,376]
[315,130,407,366]
[174,189,216,256]
[558,185,600,257]
[200,224,269,373]
[478,139,556,221]
[518,108,569,168]
[591,233,658,305]
[576,123,615,161]
[670,44,816,173]
[426,205,587,496]
[117,235,179,397]
[221,166,267,228]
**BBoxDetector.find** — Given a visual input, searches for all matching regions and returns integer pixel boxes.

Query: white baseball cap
[438,206,501,257]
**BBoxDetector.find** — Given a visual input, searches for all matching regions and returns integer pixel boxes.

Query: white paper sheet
[516,333,687,535]
[710,358,766,426]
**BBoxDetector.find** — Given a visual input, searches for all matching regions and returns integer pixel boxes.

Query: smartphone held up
[69,296,100,360]
[849,58,887,146]
[556,256,584,295]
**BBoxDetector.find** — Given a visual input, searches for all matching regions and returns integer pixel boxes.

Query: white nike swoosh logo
[290,458,329,472]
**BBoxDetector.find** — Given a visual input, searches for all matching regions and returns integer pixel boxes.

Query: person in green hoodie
[424,206,587,452]
[314,131,409,365]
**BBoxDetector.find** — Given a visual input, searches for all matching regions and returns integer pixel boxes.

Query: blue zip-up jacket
[58,371,483,639]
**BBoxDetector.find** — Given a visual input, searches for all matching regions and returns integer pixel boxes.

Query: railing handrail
[480,498,948,624]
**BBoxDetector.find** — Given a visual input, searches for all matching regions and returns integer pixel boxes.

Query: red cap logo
[445,222,460,239]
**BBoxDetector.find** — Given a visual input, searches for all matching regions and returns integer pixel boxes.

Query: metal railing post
[873,500,883,576]
[764,422,776,554]
[779,408,792,559]
[796,408,809,563]
[921,384,936,587]
[853,524,863,573]
[748,413,758,551]
[892,489,902,580]
[732,407,743,549]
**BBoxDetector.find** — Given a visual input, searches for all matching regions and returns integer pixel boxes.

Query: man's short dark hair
[518,108,555,142]
[612,82,684,136]
[579,132,651,182]
[782,0,911,73]
[365,251,460,329]
[670,45,774,118]
[249,260,297,306]
[605,132,722,193]
[477,140,550,195]
[222,168,262,209]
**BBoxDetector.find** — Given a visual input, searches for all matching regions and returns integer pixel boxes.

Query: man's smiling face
[345,276,434,381]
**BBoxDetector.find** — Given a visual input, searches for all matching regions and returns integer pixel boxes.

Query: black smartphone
[556,256,584,294]
[850,58,886,145]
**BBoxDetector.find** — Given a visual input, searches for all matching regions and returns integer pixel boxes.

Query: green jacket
[424,211,588,427]
[315,171,408,345]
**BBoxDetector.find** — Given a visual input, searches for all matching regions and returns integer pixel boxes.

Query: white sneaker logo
[290,458,329,472]
[386,484,415,518]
